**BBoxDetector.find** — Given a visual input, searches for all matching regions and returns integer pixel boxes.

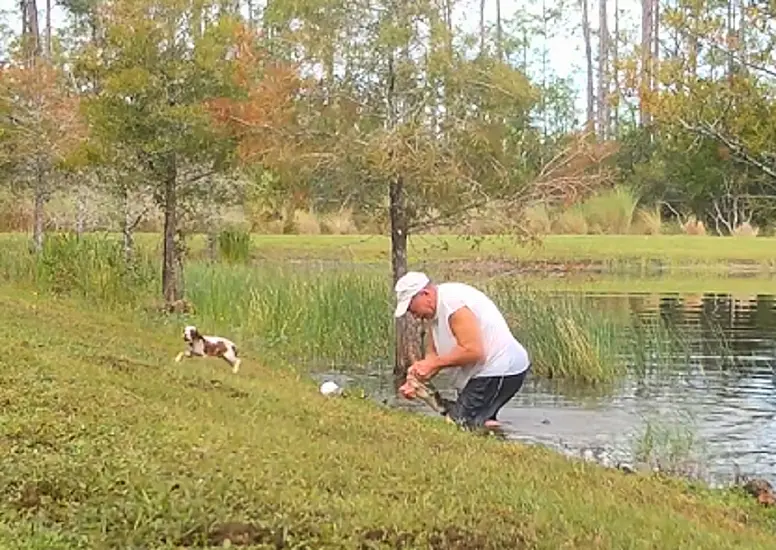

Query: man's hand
[408,357,441,381]
[399,380,417,399]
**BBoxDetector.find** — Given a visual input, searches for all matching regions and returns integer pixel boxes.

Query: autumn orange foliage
[0,60,85,166]
[205,24,307,168]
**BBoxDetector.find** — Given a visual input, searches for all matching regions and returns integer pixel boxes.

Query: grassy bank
[1,286,775,549]
[3,232,776,270]
[148,233,776,268]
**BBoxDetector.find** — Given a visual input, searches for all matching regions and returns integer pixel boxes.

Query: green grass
[4,232,776,268]
[186,262,392,366]
[1,286,775,549]
[174,233,776,268]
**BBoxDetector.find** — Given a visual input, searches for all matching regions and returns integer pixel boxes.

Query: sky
[0,0,644,117]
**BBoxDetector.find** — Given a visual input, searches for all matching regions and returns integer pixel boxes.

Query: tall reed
[185,263,393,366]
[0,233,157,306]
[217,228,252,263]
[487,282,625,383]
[630,410,708,480]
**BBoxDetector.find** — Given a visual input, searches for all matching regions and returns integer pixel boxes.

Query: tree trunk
[386,28,423,390]
[121,186,134,262]
[738,0,745,72]
[162,155,182,306]
[597,0,609,140]
[541,0,548,141]
[581,0,595,134]
[22,0,41,60]
[612,0,619,135]
[389,175,422,390]
[479,0,486,56]
[726,0,734,80]
[640,0,653,127]
[206,209,218,261]
[496,0,503,61]
[75,185,86,238]
[45,0,51,57]
[687,0,697,78]
[32,166,46,253]
[652,0,659,92]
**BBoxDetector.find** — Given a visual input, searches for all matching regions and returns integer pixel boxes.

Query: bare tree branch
[677,117,776,181]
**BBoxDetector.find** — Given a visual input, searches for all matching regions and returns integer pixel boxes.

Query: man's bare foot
[484,420,501,429]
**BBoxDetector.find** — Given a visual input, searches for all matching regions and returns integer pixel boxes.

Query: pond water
[312,290,776,487]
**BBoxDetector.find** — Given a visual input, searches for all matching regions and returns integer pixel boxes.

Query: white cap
[394,271,430,318]
[320,380,341,396]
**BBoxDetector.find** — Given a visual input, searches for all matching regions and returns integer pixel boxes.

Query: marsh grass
[0,233,157,306]
[488,282,701,383]
[2,289,775,549]
[492,284,623,383]
[0,234,736,385]
[217,228,252,263]
[576,185,640,235]
[628,315,693,375]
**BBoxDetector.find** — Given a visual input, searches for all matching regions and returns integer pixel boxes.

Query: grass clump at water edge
[627,409,710,482]
[1,287,776,549]
[217,228,252,263]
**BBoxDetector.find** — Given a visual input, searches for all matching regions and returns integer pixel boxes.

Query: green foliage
[493,285,625,383]
[577,185,640,234]
[246,0,558,236]
[74,0,249,179]
[613,0,776,233]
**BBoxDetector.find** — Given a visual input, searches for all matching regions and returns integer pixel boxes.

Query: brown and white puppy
[174,325,241,373]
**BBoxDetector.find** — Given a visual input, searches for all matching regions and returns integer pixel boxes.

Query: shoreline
[3,285,776,547]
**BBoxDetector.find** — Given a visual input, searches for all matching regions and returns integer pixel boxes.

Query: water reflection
[314,290,776,486]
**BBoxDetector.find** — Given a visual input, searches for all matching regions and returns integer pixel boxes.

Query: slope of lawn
[1,286,775,549]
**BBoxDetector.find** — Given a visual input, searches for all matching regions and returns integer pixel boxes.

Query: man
[394,271,531,430]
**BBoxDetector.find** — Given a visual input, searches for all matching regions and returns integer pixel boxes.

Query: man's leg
[481,370,529,424]
[449,369,529,430]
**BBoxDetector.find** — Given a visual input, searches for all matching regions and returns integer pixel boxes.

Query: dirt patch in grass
[9,478,89,512]
[184,377,250,399]
[177,522,286,548]
[92,353,156,373]
[359,525,525,550]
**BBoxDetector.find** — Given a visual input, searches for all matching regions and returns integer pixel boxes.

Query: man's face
[408,287,436,319]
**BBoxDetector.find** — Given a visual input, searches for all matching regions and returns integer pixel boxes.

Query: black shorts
[448,368,529,429]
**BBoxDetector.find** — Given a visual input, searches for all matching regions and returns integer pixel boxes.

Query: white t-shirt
[429,282,530,390]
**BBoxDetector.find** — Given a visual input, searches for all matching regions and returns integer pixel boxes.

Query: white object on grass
[320,380,342,396]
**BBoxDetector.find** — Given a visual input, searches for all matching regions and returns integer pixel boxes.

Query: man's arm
[427,306,485,369]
